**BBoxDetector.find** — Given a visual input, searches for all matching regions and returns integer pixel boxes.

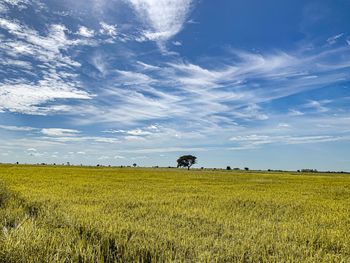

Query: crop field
[0,165,349,262]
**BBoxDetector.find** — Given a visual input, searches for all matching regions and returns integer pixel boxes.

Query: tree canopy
[177,155,197,170]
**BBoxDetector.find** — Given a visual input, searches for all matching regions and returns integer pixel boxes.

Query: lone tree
[177,155,197,170]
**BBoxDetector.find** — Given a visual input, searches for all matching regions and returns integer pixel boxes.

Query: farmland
[0,164,349,262]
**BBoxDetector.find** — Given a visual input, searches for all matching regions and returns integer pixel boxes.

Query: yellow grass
[0,164,349,262]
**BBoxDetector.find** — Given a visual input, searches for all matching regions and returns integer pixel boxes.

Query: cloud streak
[41,128,80,137]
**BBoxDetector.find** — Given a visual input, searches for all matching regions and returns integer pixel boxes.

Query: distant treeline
[3,162,349,174]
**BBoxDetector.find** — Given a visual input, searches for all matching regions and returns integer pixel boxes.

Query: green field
[0,165,349,262]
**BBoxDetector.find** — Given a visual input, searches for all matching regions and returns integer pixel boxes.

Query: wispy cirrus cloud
[41,128,81,137]
[0,17,94,114]
[41,136,119,144]
[71,46,350,128]
[227,111,350,151]
[229,134,344,148]
[127,0,194,42]
[99,22,117,37]
[0,124,36,131]
[327,33,344,45]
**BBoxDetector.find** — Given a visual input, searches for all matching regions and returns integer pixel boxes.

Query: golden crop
[0,165,349,262]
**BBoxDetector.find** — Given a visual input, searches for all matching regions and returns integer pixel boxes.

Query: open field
[0,165,349,262]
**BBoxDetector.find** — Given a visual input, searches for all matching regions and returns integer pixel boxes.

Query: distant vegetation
[9,159,348,174]
[0,165,349,262]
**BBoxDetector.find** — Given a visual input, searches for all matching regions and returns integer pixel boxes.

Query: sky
[0,0,350,171]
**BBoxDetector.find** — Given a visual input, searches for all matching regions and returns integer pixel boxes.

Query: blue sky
[0,0,350,170]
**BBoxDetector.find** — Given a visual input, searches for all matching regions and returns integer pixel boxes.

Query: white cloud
[304,100,331,113]
[41,128,80,137]
[91,53,108,75]
[114,70,154,85]
[327,33,344,45]
[0,125,36,131]
[232,104,269,121]
[0,0,30,12]
[99,22,117,37]
[26,148,37,152]
[172,41,182,46]
[127,0,193,41]
[103,129,125,134]
[277,123,290,128]
[119,128,153,136]
[0,20,73,54]
[103,124,201,142]
[0,58,32,68]
[119,146,208,154]
[0,18,94,114]
[128,129,152,136]
[0,18,97,60]
[288,109,304,116]
[286,135,340,144]
[77,26,95,38]
[124,136,147,142]
[0,18,22,32]
[0,81,92,114]
[136,61,160,70]
[230,134,342,147]
[2,0,30,6]
[41,136,119,144]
